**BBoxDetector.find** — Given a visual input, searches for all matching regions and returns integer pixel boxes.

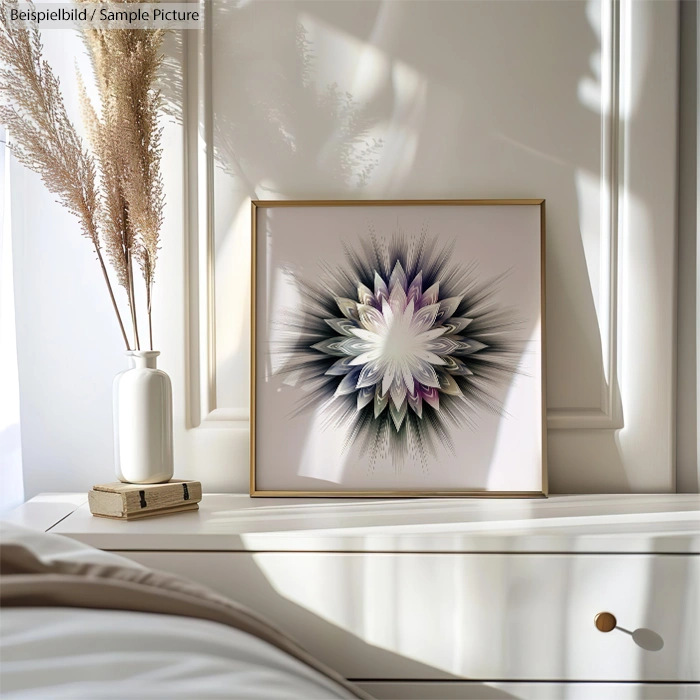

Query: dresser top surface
[6,493,699,553]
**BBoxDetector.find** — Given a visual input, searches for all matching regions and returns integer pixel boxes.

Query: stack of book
[88,480,202,520]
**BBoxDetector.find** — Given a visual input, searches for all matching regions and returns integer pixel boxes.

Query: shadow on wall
[210,5,384,193]
[159,0,642,489]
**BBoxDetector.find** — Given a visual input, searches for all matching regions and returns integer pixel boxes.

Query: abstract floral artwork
[274,232,523,467]
[252,201,546,497]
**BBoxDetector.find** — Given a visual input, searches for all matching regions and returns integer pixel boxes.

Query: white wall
[11,0,686,498]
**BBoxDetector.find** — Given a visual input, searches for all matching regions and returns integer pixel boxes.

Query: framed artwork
[251,200,546,497]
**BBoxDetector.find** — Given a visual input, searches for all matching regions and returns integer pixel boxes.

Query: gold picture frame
[251,199,547,498]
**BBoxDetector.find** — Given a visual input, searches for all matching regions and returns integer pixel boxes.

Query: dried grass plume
[0,0,166,350]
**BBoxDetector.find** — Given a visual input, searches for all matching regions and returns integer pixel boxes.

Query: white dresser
[7,493,700,699]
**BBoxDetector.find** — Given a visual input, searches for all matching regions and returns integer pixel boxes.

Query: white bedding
[0,523,360,699]
[1,607,355,699]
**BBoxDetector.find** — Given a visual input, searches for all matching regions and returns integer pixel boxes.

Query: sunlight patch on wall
[578,0,651,120]
[215,200,251,368]
[578,0,604,115]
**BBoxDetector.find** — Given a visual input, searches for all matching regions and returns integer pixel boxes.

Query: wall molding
[185,4,220,428]
[548,0,623,430]
[186,0,647,434]
[177,0,678,492]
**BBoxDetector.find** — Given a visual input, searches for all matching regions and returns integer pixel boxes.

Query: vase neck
[127,351,160,369]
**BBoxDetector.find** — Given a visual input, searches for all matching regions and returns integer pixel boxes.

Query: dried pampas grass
[0,0,165,350]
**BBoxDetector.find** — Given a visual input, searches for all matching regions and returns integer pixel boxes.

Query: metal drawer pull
[594,613,664,652]
[594,612,617,632]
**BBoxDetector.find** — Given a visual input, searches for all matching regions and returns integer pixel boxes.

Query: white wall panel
[189,0,679,492]
[12,1,680,495]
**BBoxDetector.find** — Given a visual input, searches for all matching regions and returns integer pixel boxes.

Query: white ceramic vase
[113,351,173,484]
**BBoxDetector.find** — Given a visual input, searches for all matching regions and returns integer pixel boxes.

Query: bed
[0,522,369,699]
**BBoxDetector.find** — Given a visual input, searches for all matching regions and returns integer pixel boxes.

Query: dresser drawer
[118,552,699,682]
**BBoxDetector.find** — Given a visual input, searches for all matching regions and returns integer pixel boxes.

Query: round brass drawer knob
[595,612,617,632]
